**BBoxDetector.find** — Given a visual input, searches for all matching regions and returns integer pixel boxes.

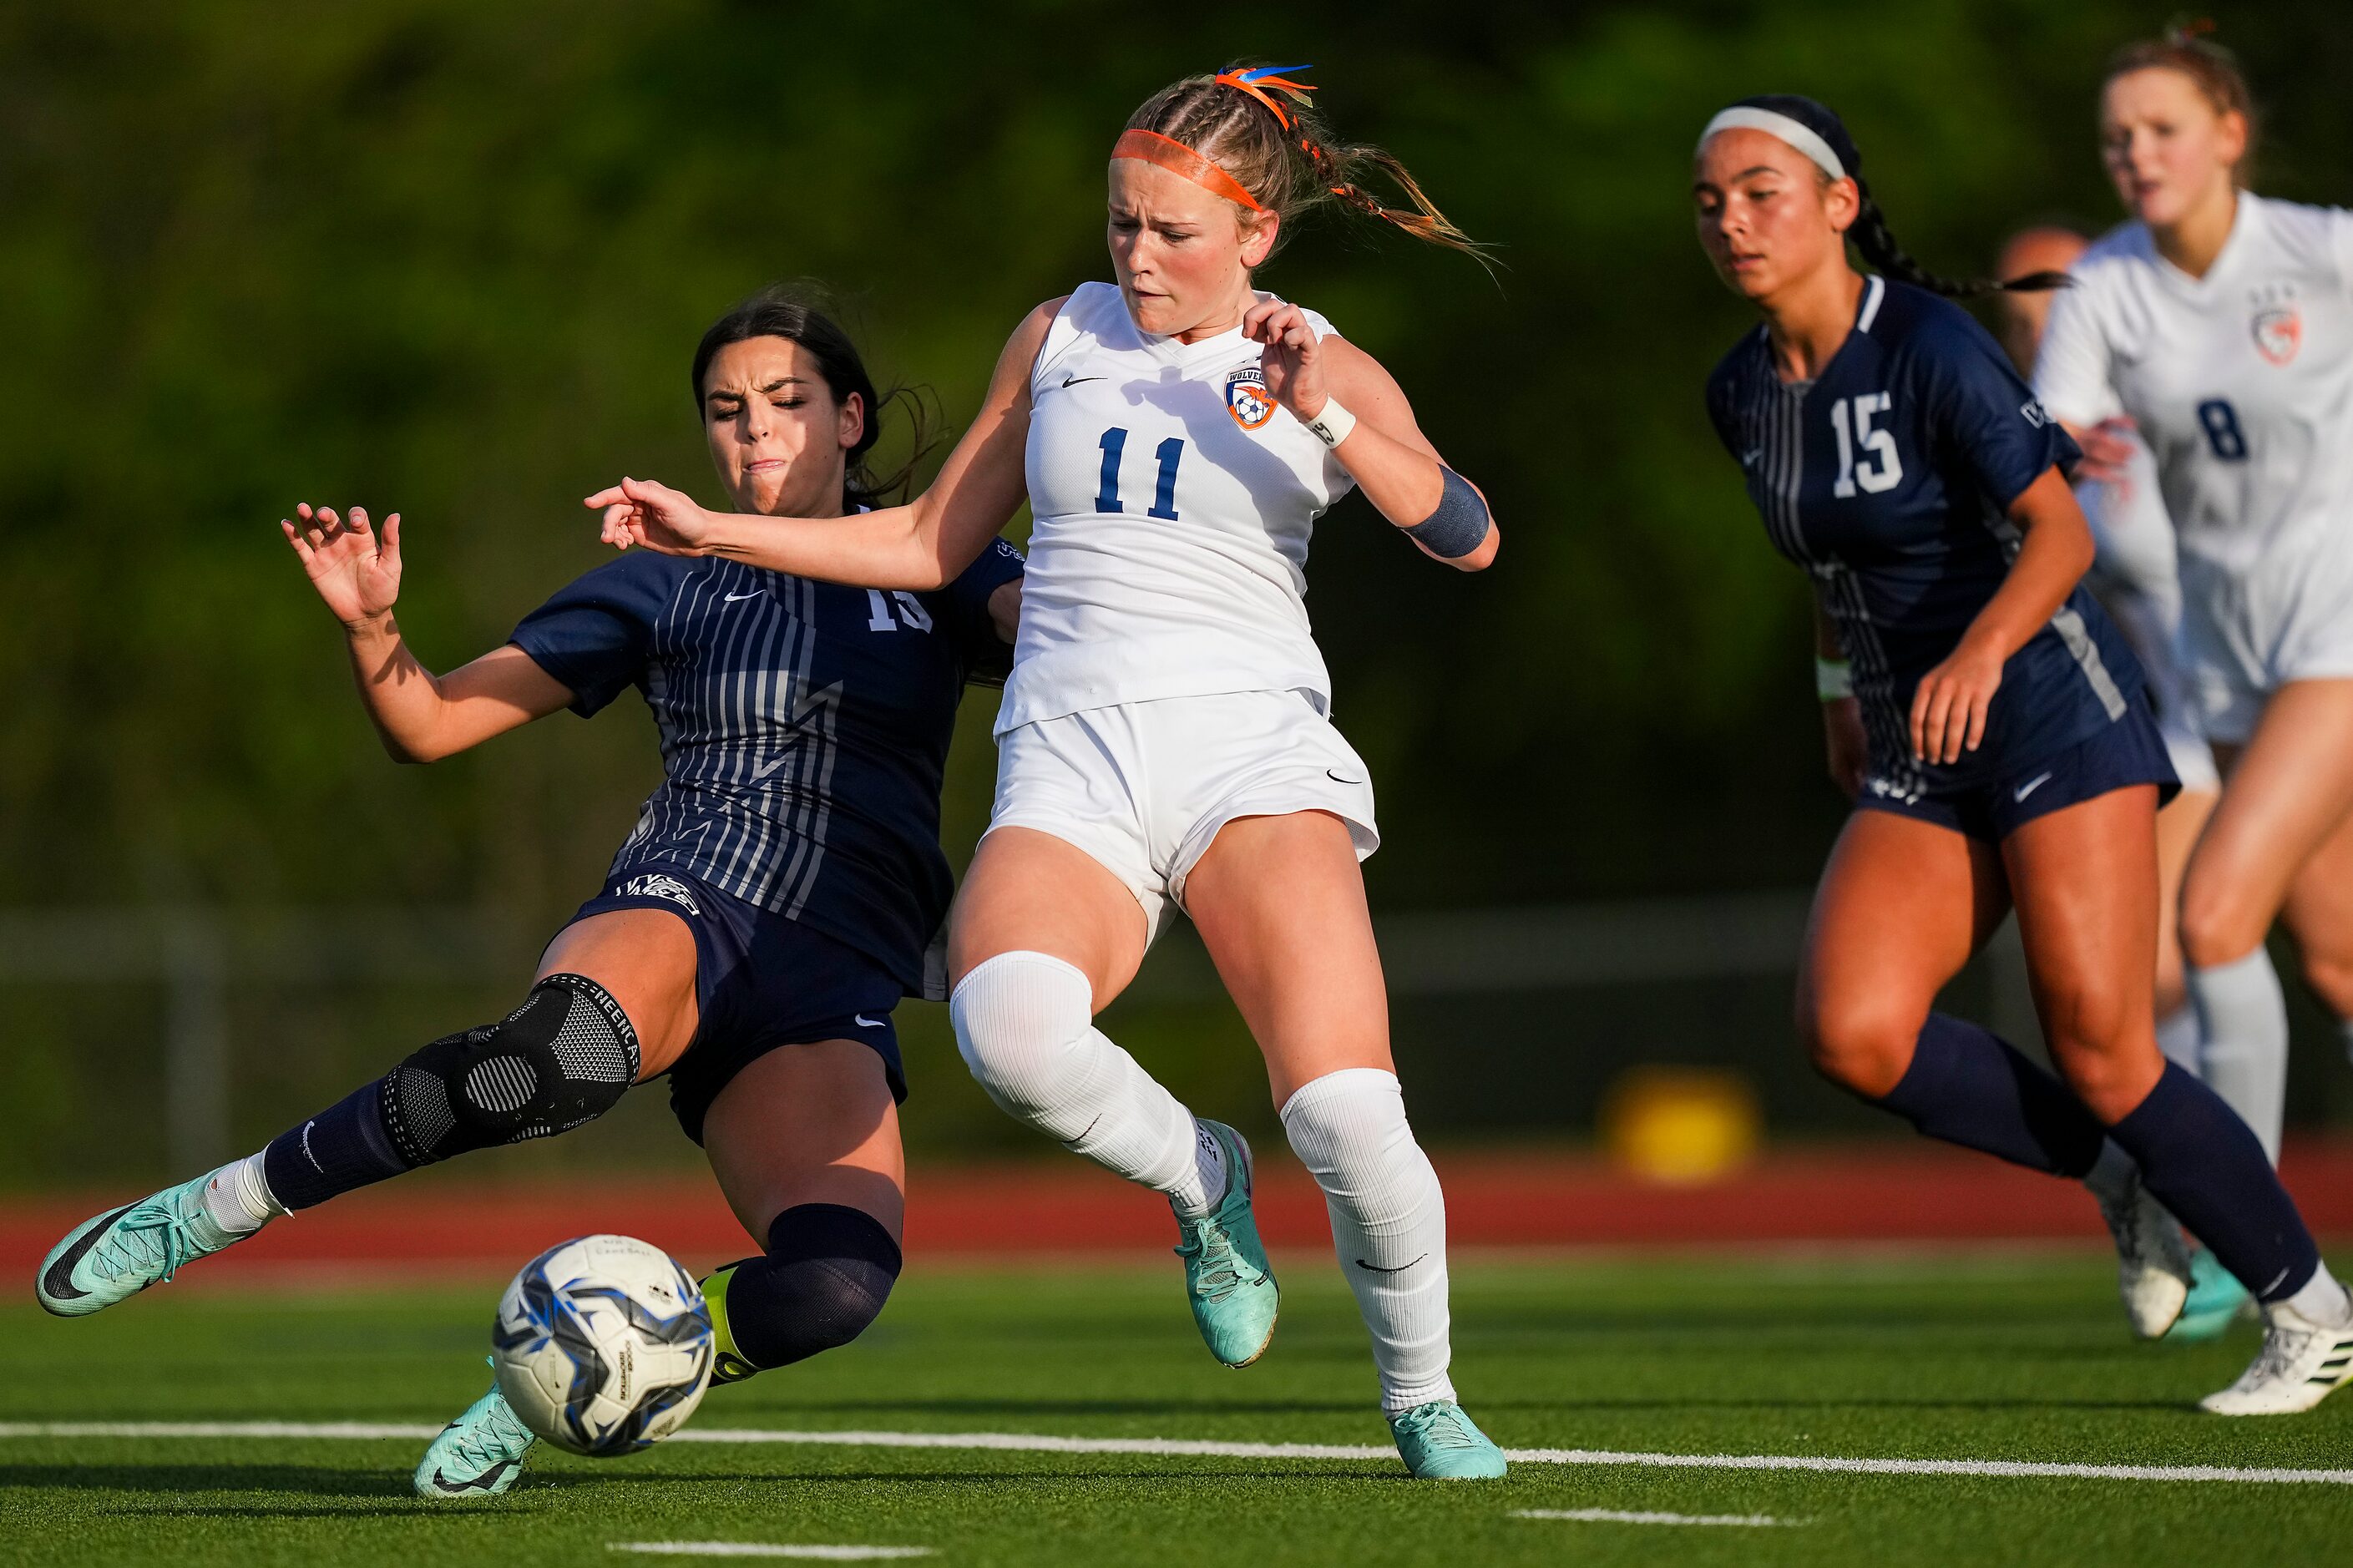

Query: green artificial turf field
[3,1250,2349,1565]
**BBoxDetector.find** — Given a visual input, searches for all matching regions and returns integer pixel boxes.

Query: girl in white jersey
[582,64,1510,1479]
[2035,32,2353,1216]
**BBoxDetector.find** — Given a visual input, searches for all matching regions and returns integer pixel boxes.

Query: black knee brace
[377,973,639,1166]
[705,1204,902,1383]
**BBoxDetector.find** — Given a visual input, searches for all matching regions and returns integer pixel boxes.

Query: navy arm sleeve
[1917,306,2081,508]
[507,554,673,717]
[932,535,1025,685]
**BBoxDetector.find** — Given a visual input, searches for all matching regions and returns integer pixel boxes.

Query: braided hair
[1713,94,2067,298]
[1126,63,1490,267]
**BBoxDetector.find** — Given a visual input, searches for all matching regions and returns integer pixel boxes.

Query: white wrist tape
[1303,396,1358,449]
[1816,658,1855,701]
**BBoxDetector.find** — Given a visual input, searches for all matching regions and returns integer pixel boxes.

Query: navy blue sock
[260,1080,412,1211]
[2108,1061,2320,1302]
[1872,1014,2107,1178]
[708,1204,902,1378]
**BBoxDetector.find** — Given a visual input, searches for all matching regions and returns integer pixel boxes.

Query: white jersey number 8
[1830,393,1904,498]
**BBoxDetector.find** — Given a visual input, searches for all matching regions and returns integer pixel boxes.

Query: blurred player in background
[583,64,1510,1478]
[36,291,1025,1495]
[2035,29,2353,1240]
[1696,93,2353,1414]
[1994,224,2249,1339]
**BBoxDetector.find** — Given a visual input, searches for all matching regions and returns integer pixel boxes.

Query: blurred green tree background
[5,2,2351,1183]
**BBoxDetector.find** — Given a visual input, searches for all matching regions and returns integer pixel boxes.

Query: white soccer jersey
[999,281,1355,733]
[2036,195,2353,736]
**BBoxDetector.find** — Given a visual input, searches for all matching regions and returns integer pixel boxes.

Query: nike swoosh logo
[41,1205,137,1304]
[1060,375,1105,387]
[723,590,764,603]
[2012,771,2055,803]
[1354,1254,1429,1275]
[1740,448,1763,468]
[1325,768,1363,785]
[428,1459,517,1494]
[853,1014,886,1029]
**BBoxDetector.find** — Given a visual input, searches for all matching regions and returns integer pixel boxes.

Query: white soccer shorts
[986,689,1379,939]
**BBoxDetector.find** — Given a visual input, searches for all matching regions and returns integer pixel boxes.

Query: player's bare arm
[585,299,1064,591]
[1244,305,1500,572]
[281,502,573,762]
[1908,467,2095,764]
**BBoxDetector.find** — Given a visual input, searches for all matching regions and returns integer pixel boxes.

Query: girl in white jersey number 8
[2037,30,2353,1290]
[584,64,1508,1479]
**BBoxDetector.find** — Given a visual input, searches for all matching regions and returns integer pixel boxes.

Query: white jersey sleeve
[2033,260,2127,427]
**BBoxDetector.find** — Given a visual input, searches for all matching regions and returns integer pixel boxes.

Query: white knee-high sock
[950,951,1214,1216]
[2188,947,2289,1164]
[1281,1067,1455,1414]
[2154,1003,2203,1075]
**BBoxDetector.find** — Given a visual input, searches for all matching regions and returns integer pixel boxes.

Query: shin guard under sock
[1281,1068,1457,1414]
[705,1203,903,1381]
[2108,1062,2320,1302]
[2188,948,2288,1163]
[1872,1014,2107,1178]
[261,1081,412,1211]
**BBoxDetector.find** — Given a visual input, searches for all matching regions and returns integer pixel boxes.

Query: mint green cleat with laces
[415,1365,538,1499]
[1173,1120,1279,1368]
[1389,1400,1509,1479]
[36,1171,250,1318]
[2167,1247,2256,1344]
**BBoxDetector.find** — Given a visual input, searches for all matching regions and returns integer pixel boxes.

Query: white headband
[1698,107,1846,181]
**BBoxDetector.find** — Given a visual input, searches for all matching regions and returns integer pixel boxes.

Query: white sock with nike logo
[1281,1067,1456,1414]
[2189,947,2289,1165]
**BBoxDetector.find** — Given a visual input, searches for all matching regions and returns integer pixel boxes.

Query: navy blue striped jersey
[1705,276,2144,798]
[509,537,1025,995]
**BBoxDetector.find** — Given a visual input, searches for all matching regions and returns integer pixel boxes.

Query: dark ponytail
[690,284,940,510]
[1850,186,2070,298]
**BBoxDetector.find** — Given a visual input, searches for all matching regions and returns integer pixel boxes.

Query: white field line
[1514,1507,1795,1527]
[609,1547,935,1560]
[3,1421,2349,1487]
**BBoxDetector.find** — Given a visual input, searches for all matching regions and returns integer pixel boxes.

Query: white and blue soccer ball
[492,1233,715,1456]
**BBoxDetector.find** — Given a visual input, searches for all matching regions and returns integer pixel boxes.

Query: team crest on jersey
[2252,305,2302,367]
[1225,367,1276,431]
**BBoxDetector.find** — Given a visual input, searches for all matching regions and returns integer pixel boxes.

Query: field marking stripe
[1514,1508,1794,1527]
[3,1422,2350,1486]
[608,1547,935,1560]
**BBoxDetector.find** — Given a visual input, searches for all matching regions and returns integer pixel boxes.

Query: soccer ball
[492,1233,715,1456]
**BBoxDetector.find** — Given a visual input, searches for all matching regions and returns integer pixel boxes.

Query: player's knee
[2299,949,2353,1022]
[1801,996,1918,1098]
[949,951,1095,1127]
[379,974,639,1165]
[2178,875,2268,971]
[715,1204,902,1374]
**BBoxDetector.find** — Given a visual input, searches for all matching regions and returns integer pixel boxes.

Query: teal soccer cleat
[1173,1120,1279,1368]
[2168,1247,2257,1344]
[415,1367,538,1499]
[36,1171,249,1318]
[1389,1400,1509,1479]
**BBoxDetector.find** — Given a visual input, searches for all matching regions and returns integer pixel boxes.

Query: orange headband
[1111,128,1265,211]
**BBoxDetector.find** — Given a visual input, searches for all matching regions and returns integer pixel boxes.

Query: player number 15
[1830,393,1904,498]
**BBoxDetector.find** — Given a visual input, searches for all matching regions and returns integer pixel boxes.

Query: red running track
[8,1140,2351,1281]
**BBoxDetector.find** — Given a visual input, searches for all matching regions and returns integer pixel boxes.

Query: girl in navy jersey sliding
[1696,95,2353,1414]
[35,289,1024,1485]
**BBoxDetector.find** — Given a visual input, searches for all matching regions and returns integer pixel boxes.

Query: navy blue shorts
[564,866,908,1145]
[1856,701,2181,843]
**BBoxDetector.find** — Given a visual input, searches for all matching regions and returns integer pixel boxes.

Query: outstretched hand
[1242,299,1328,421]
[281,503,402,630]
[2072,417,2139,488]
[584,477,716,555]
